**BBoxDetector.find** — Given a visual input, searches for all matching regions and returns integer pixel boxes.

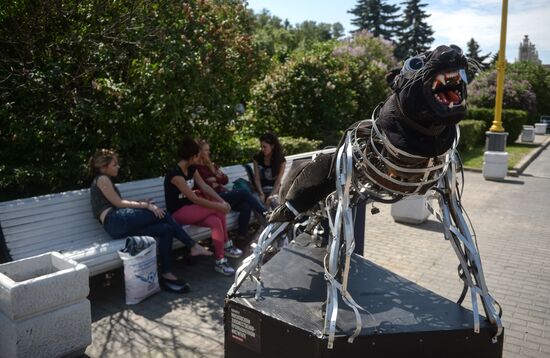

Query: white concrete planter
[482,151,509,180]
[534,123,547,135]
[391,195,430,224]
[521,126,535,142]
[0,252,91,358]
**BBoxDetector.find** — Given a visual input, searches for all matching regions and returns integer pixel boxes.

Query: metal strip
[228,222,289,298]
[439,167,503,341]
[368,134,448,174]
[285,201,300,217]
[371,117,452,160]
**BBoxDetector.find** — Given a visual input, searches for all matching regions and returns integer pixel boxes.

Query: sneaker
[215,259,235,276]
[224,246,243,259]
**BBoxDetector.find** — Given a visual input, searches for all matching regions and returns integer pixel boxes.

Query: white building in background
[518,35,541,64]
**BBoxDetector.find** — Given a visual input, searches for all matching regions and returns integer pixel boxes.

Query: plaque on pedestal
[224,242,503,358]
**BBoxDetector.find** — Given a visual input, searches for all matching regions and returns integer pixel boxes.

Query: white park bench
[0,148,335,276]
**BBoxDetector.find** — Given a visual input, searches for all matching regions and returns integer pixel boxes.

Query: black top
[90,175,121,220]
[253,153,285,188]
[164,164,197,213]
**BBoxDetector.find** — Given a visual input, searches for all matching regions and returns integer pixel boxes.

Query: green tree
[332,23,346,39]
[349,0,401,41]
[394,0,434,60]
[294,21,342,46]
[465,38,491,80]
[468,69,537,120]
[466,38,491,64]
[0,0,261,200]
[507,61,550,123]
[488,51,499,67]
[245,32,396,146]
[251,10,345,61]
[251,10,297,61]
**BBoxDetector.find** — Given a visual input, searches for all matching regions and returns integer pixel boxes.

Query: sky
[246,0,550,64]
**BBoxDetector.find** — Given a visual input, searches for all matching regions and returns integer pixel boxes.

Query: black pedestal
[224,242,503,358]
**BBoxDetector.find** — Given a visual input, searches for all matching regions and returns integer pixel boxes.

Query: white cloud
[429,9,499,50]
[428,4,550,63]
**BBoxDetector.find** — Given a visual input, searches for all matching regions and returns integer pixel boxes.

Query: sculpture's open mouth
[431,70,465,108]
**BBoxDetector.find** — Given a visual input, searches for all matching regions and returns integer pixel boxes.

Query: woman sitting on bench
[164,137,243,276]
[195,139,267,241]
[253,132,286,209]
[89,149,212,293]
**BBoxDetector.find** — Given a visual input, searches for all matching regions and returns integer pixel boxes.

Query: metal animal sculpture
[227,45,503,348]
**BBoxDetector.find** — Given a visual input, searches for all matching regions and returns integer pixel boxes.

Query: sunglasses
[400,44,464,79]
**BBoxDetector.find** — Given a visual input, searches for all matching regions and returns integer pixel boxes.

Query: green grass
[459,143,540,170]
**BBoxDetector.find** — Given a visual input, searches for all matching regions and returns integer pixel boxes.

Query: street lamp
[483,0,509,180]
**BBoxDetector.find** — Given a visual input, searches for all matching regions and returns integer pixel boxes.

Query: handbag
[232,178,253,193]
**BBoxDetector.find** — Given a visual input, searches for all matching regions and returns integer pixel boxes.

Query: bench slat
[7,212,241,260]
[0,149,333,275]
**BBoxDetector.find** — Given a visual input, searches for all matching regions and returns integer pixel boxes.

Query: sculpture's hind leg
[431,158,503,342]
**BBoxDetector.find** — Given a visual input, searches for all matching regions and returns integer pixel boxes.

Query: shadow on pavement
[397,219,444,234]
[485,178,525,185]
[86,245,251,357]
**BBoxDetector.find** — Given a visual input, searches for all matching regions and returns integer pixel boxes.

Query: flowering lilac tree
[468,68,537,119]
[245,31,396,145]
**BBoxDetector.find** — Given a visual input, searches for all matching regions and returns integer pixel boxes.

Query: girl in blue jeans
[88,149,212,293]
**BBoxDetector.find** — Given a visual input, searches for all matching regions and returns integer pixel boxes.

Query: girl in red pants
[164,137,242,275]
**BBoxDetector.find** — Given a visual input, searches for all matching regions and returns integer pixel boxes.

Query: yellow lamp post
[483,0,509,180]
[490,0,508,133]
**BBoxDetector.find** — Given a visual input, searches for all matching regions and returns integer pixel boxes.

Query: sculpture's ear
[385,68,401,89]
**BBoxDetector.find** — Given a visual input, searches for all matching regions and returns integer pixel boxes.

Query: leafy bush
[0,0,260,201]
[465,107,493,124]
[468,69,537,120]
[214,136,322,166]
[469,62,550,124]
[507,62,550,124]
[244,31,396,147]
[466,107,527,144]
[458,120,486,151]
[280,136,324,155]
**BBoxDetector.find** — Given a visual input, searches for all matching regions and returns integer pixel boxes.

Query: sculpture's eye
[401,56,424,78]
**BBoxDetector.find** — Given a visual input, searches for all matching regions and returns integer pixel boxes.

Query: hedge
[466,107,527,144]
[218,136,323,166]
[457,120,486,151]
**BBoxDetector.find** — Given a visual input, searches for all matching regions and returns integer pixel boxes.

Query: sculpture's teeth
[445,71,458,79]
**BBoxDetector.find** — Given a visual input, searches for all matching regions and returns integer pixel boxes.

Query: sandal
[190,244,213,257]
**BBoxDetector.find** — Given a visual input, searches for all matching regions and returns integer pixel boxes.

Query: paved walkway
[364,137,550,358]
[85,136,550,357]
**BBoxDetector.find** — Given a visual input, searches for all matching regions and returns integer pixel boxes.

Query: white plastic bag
[118,242,160,304]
